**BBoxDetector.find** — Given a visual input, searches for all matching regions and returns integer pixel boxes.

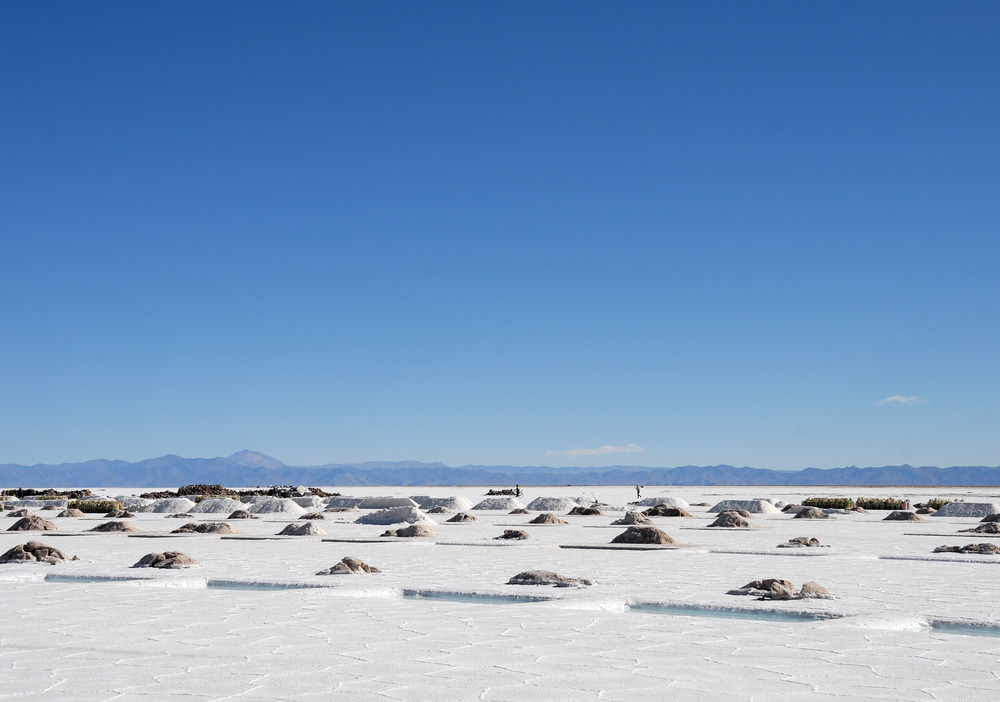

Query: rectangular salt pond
[928,620,1000,638]
[627,602,843,623]
[401,589,554,604]
[44,574,153,584]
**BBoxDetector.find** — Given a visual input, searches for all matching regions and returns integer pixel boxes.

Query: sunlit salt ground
[4,485,1000,701]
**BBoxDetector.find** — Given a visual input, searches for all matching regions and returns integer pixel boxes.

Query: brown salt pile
[447,512,479,522]
[507,570,592,587]
[642,505,691,517]
[933,543,1000,554]
[317,556,382,575]
[57,509,85,518]
[777,536,824,548]
[90,520,139,532]
[611,512,653,526]
[381,524,438,538]
[883,511,921,521]
[104,510,135,518]
[0,541,74,564]
[793,507,830,520]
[709,511,754,528]
[963,522,1000,534]
[611,526,676,544]
[171,522,241,534]
[8,516,57,532]
[567,506,602,516]
[495,529,530,540]
[227,510,257,519]
[133,552,200,569]
[529,513,568,525]
[277,522,327,536]
[301,513,326,520]
[426,506,454,514]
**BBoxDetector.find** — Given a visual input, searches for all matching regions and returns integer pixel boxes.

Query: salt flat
[3,485,1000,701]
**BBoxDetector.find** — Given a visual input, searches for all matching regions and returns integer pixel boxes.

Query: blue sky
[2,2,998,470]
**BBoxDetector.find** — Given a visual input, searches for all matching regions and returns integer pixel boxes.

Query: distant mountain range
[1,450,1000,488]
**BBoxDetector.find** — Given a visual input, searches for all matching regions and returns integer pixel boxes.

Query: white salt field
[4,484,1000,700]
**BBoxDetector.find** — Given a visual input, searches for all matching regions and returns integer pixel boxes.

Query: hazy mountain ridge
[1,452,1000,487]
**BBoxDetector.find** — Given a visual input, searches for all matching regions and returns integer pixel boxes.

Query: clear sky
[2,2,998,470]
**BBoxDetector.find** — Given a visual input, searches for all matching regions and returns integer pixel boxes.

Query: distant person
[635,485,642,500]
[515,485,522,498]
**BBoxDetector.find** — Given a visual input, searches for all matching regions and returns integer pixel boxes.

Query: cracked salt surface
[4,484,1000,700]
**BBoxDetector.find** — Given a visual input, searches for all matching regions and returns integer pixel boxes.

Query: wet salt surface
[4,484,1000,700]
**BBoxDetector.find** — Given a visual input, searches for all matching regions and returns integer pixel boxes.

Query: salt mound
[317,556,382,575]
[961,522,1000,534]
[426,506,454,514]
[227,510,258,519]
[355,506,432,526]
[57,509,85,518]
[7,509,34,518]
[567,506,602,516]
[167,513,194,518]
[290,496,325,509]
[934,543,1000,554]
[728,578,794,596]
[642,505,691,517]
[133,551,200,569]
[793,507,830,520]
[509,508,530,514]
[144,498,197,514]
[778,537,824,548]
[325,497,366,509]
[90,520,138,532]
[708,500,780,514]
[171,522,241,534]
[507,570,592,587]
[611,512,653,526]
[278,522,327,536]
[495,529,530,540]
[981,514,1000,523]
[526,497,579,511]
[883,511,921,521]
[529,513,568,525]
[931,502,1000,518]
[247,497,307,515]
[800,581,836,599]
[324,507,357,513]
[472,497,526,510]
[446,512,478,522]
[633,496,691,510]
[358,497,419,509]
[413,496,474,511]
[301,512,326,520]
[8,516,57,532]
[611,526,675,544]
[381,524,438,538]
[104,510,135,518]
[1,541,72,564]
[709,511,754,528]
[190,498,245,514]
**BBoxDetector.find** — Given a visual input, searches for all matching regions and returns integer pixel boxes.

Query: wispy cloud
[546,443,646,458]
[877,395,929,406]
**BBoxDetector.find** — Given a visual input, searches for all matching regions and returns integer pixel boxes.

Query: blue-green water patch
[929,620,1000,637]
[402,589,553,604]
[628,602,842,623]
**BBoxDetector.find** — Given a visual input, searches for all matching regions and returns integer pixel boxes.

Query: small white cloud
[546,443,646,458]
[877,395,929,406]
